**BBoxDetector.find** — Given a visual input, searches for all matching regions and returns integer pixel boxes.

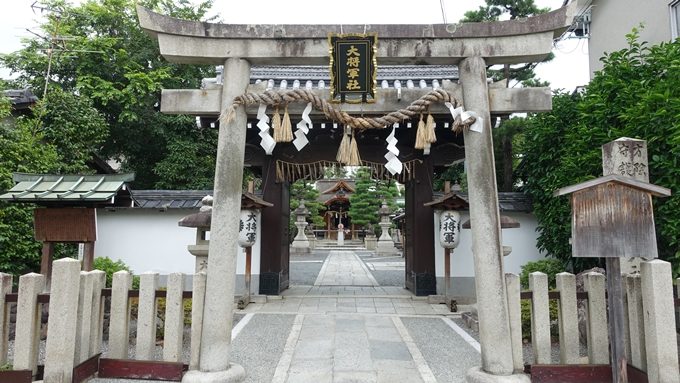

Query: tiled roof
[3,89,38,110]
[131,190,213,209]
[204,65,459,90]
[432,191,533,212]
[130,190,272,210]
[0,173,134,205]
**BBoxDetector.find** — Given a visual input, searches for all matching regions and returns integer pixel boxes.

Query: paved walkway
[314,251,379,286]
[231,249,481,382]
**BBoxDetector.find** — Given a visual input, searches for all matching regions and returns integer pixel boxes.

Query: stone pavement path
[314,251,379,286]
[231,249,481,382]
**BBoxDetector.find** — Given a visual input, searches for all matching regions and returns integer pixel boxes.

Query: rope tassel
[279,105,293,142]
[336,126,351,164]
[272,106,282,141]
[348,130,361,166]
[414,114,427,150]
[425,112,436,144]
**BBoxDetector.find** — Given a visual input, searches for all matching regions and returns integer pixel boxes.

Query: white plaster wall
[95,209,261,278]
[433,210,545,278]
[589,0,673,75]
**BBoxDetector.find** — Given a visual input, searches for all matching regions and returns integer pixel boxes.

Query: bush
[519,258,566,289]
[520,299,559,342]
[93,257,139,289]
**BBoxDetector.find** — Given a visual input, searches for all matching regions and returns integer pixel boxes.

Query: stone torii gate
[138,4,579,382]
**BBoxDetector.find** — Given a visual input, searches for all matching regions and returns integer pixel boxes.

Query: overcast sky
[0,0,590,90]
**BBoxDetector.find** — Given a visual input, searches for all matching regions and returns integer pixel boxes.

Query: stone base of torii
[137,3,581,381]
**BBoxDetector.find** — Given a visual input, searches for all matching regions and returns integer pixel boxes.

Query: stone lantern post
[291,200,311,254]
[376,201,398,255]
[178,196,212,273]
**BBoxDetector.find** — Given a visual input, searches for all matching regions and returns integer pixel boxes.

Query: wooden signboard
[329,33,377,103]
[34,207,97,242]
[570,183,657,258]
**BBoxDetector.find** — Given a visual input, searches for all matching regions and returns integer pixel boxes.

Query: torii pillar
[181,58,250,382]
[461,56,525,382]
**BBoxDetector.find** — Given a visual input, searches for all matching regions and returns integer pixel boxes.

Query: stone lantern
[291,200,311,254]
[376,201,398,255]
[178,196,212,273]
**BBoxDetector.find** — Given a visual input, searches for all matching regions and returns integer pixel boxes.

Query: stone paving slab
[314,251,379,286]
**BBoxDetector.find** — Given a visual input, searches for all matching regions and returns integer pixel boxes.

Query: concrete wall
[589,0,673,75]
[432,211,545,301]
[95,209,261,291]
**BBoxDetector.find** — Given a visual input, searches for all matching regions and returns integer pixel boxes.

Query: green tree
[0,93,61,276]
[290,179,324,228]
[1,0,215,189]
[349,168,399,230]
[37,88,109,173]
[521,31,680,272]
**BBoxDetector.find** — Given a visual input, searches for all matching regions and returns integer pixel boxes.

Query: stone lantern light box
[554,175,670,258]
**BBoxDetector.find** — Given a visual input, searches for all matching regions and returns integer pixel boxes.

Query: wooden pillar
[40,242,54,280]
[82,242,95,271]
[404,157,436,296]
[259,157,290,295]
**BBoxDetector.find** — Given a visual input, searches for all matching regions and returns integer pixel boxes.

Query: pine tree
[349,168,399,230]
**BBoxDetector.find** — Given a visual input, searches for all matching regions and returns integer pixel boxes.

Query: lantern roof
[554,174,671,198]
[423,192,469,210]
[178,192,272,228]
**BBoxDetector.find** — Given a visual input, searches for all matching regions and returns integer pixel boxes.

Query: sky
[0,0,590,90]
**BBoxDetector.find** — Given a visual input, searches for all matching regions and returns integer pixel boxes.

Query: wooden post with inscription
[555,138,671,383]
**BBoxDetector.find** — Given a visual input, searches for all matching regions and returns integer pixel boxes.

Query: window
[672,0,680,39]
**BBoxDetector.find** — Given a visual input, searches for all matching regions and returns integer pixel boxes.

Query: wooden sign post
[555,138,671,383]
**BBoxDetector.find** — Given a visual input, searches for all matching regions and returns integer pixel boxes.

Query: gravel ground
[360,253,405,287]
[289,251,328,285]
[231,314,295,383]
[451,316,588,365]
[401,317,480,382]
